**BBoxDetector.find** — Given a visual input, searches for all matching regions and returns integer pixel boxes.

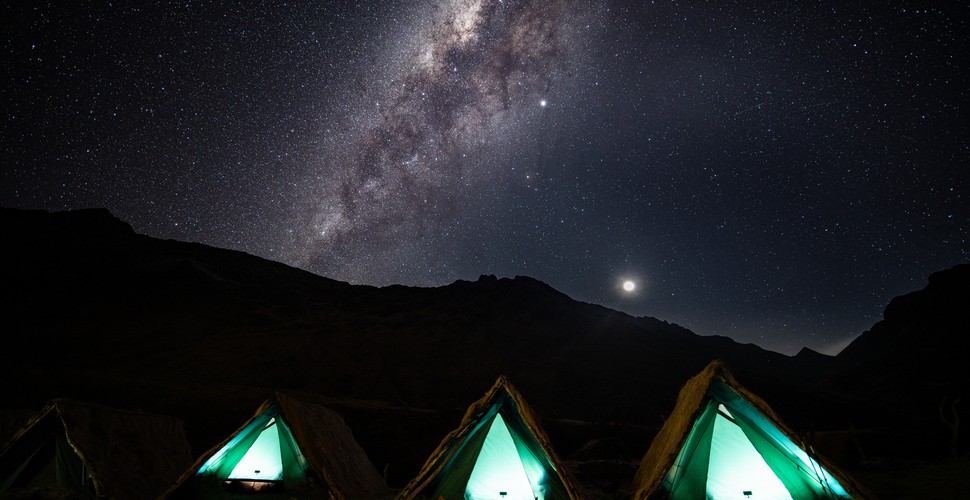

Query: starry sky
[2,1,967,355]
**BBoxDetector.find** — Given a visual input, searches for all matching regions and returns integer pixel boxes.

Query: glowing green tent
[398,376,581,500]
[162,392,386,499]
[192,402,307,489]
[633,361,871,500]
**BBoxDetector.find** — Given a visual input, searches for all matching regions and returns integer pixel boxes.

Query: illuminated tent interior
[162,392,386,499]
[0,398,193,500]
[397,376,581,500]
[632,360,871,500]
[193,404,308,490]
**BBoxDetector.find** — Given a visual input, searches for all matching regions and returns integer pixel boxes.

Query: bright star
[622,280,636,292]
[539,99,547,107]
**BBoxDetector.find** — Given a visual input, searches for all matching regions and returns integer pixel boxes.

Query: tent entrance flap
[708,405,792,499]
[228,417,284,481]
[466,413,541,500]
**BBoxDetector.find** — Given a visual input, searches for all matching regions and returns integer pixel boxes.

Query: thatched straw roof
[632,360,873,499]
[162,391,387,500]
[0,398,193,500]
[397,375,582,499]
[276,392,388,498]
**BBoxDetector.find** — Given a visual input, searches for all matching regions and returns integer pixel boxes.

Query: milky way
[290,0,588,282]
[2,1,966,355]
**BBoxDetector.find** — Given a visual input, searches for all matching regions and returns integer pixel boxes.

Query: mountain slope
[1,207,801,418]
[829,264,970,455]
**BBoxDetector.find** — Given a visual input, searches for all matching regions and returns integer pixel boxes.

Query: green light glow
[708,405,791,499]
[663,385,853,500]
[465,413,543,500]
[228,418,284,480]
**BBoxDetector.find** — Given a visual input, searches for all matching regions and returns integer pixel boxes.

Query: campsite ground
[850,455,970,499]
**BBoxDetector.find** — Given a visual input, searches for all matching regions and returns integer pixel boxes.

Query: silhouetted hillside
[824,264,970,456]
[0,207,797,415]
[2,207,968,497]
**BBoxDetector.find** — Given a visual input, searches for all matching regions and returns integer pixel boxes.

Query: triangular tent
[633,360,871,499]
[0,398,194,500]
[398,375,581,500]
[162,391,387,500]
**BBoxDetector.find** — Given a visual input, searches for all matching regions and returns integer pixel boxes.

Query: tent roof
[632,360,873,499]
[163,391,386,499]
[0,398,194,500]
[397,375,583,499]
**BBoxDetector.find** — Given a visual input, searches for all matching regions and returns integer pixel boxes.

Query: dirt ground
[849,455,970,499]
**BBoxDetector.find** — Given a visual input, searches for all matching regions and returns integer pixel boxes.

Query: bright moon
[622,280,636,292]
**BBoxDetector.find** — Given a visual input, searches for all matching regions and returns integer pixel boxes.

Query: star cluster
[2,0,967,355]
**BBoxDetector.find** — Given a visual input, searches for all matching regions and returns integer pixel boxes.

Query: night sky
[2,1,967,355]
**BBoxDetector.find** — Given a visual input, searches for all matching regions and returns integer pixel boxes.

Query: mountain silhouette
[1,207,967,497]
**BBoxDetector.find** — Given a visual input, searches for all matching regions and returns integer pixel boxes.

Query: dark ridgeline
[1,207,967,498]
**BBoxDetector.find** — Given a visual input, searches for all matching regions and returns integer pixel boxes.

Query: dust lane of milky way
[286,0,594,282]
